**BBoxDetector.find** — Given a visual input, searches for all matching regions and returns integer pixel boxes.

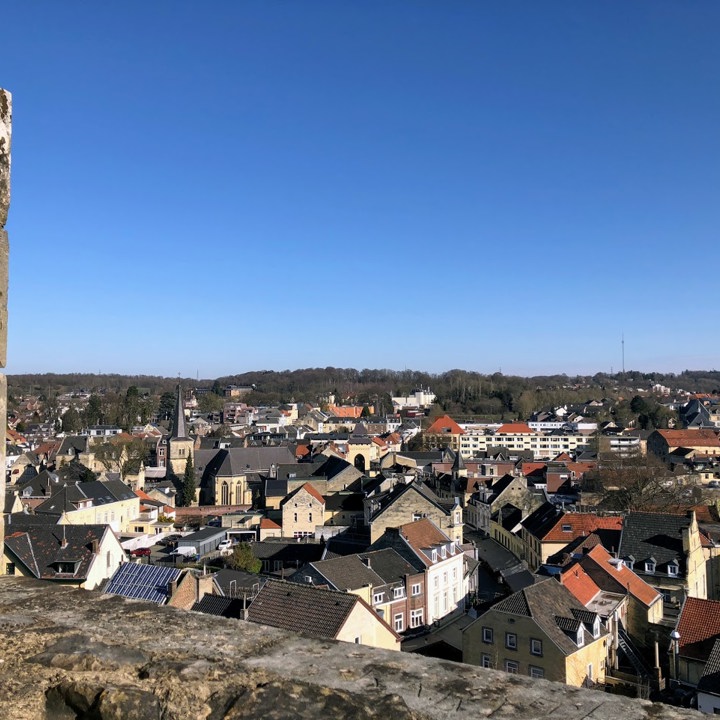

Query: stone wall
[0,88,10,569]
[0,577,702,720]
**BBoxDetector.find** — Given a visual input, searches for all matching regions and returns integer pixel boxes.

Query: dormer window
[626,555,635,571]
[562,524,572,532]
[440,546,447,559]
[576,625,584,647]
[668,562,679,577]
[592,617,600,639]
[431,550,438,562]
[645,560,656,574]
[52,561,78,575]
[373,591,383,604]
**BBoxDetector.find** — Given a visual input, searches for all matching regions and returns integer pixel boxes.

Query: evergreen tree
[179,455,196,507]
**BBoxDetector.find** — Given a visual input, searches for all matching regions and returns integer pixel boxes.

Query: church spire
[171,384,188,439]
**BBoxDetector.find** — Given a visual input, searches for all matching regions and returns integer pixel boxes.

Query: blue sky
[2,1,719,378]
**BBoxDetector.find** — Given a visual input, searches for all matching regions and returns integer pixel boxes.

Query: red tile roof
[677,597,720,660]
[398,518,452,564]
[298,482,325,505]
[657,429,720,449]
[496,423,534,434]
[426,415,464,435]
[522,462,546,477]
[560,565,601,606]
[327,405,364,418]
[260,518,281,530]
[582,545,660,608]
[542,514,623,543]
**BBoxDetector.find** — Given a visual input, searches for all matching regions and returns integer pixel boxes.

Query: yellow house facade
[463,578,609,687]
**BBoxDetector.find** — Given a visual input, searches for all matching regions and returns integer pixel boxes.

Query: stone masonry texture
[0,88,10,570]
[0,577,705,720]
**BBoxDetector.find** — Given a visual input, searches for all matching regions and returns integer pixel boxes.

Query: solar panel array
[104,562,181,604]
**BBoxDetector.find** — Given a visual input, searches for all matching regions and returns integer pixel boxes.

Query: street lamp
[670,629,681,686]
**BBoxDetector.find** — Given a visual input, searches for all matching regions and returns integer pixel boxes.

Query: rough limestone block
[0,578,704,720]
[0,89,10,229]
[0,230,7,367]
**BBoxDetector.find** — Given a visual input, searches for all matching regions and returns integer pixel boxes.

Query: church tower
[167,384,194,477]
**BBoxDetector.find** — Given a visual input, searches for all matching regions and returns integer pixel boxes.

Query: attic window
[645,560,656,574]
[562,524,572,532]
[668,562,679,577]
[431,550,438,562]
[53,561,78,575]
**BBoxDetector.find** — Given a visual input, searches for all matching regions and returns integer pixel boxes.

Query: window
[394,613,404,632]
[431,550,438,562]
[308,513,312,523]
[645,561,655,573]
[481,654,493,668]
[562,524,572,532]
[530,638,543,656]
[373,591,383,604]
[6,563,15,575]
[505,632,517,650]
[354,636,361,644]
[411,583,421,596]
[505,660,518,674]
[393,587,404,599]
[482,627,493,643]
[441,546,447,559]
[529,666,544,679]
[134,526,143,533]
[293,513,298,523]
[410,609,424,628]
[668,563,679,577]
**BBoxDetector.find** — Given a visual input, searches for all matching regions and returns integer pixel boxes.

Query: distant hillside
[7,368,720,423]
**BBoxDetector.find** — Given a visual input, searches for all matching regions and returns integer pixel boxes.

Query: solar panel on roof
[104,563,181,604]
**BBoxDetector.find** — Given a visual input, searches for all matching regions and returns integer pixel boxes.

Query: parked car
[158,534,181,547]
[217,539,233,552]
[709,480,720,489]
[130,547,152,557]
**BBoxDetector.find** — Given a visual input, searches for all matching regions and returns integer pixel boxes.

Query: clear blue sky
[2,1,719,378]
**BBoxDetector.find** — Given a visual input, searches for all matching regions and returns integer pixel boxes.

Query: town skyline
[2,2,719,377]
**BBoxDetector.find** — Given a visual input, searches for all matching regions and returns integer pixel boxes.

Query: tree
[595,455,692,512]
[158,392,176,422]
[226,543,261,573]
[61,407,82,433]
[85,394,103,426]
[178,455,196,507]
[57,460,97,484]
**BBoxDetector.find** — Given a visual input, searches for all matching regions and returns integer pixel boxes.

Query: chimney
[168,578,178,598]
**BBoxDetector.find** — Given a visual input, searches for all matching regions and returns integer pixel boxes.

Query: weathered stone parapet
[0,577,703,720]
[0,88,9,573]
[0,89,10,230]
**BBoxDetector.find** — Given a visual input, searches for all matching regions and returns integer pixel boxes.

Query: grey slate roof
[302,555,385,592]
[5,524,109,582]
[170,384,190,440]
[246,580,360,639]
[483,578,602,656]
[212,569,266,597]
[34,479,136,516]
[698,638,720,695]
[196,446,297,487]
[618,511,690,573]
[191,595,245,618]
[357,548,418,584]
